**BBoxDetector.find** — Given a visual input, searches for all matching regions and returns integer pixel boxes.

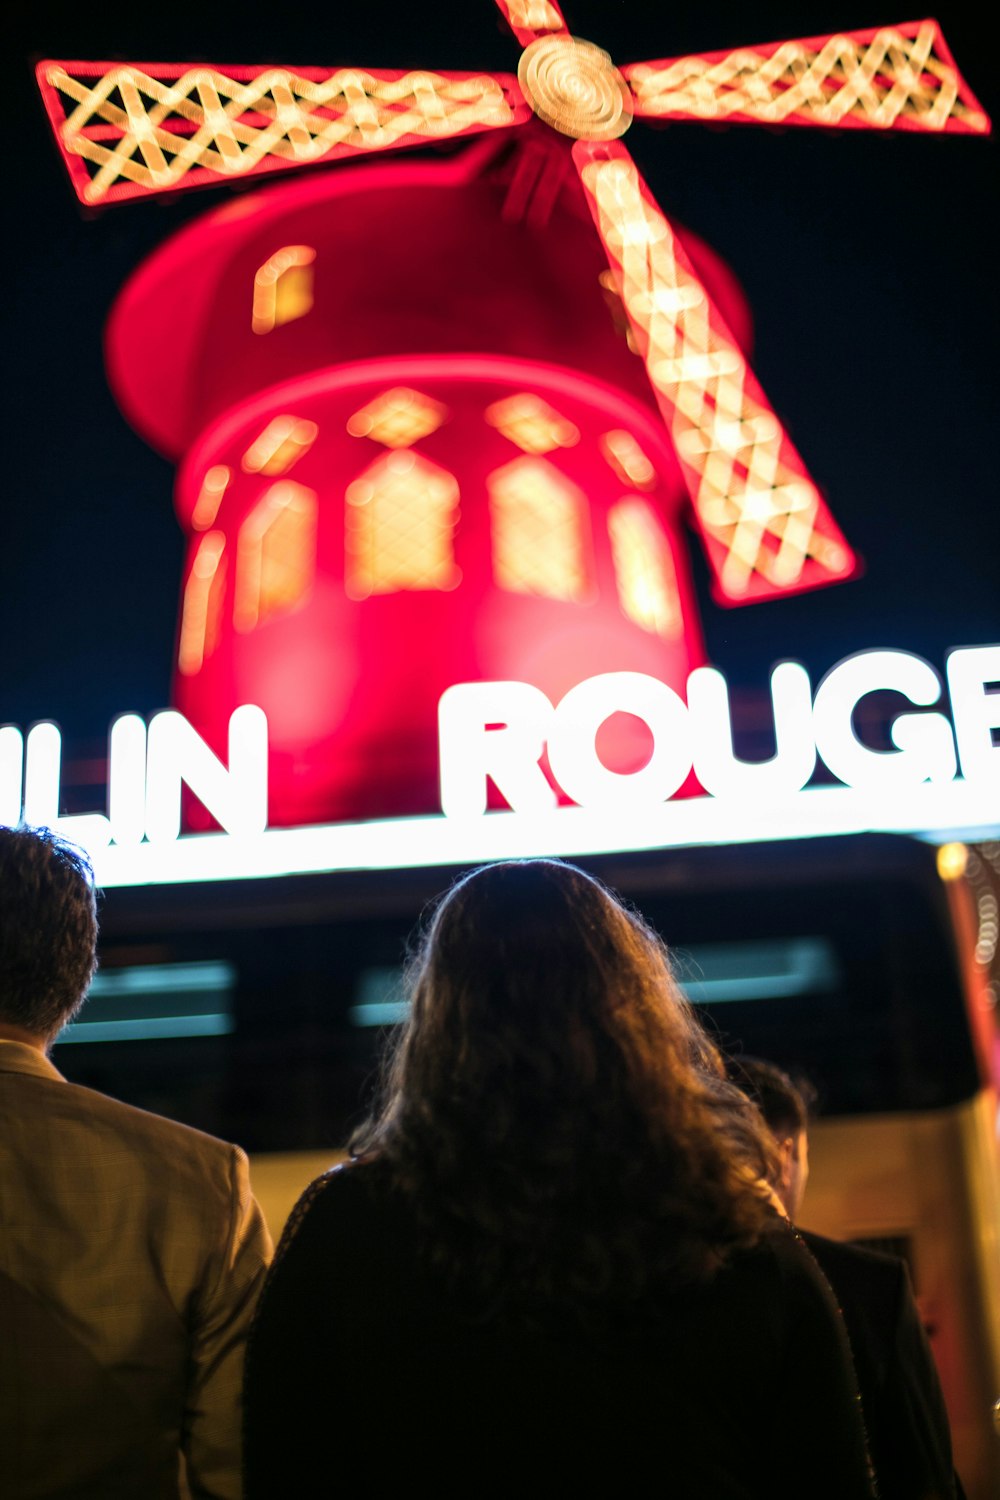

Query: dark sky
[6,0,998,761]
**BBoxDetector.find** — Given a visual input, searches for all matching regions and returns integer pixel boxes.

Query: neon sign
[1,646,995,889]
[438,647,998,815]
[33,10,989,837]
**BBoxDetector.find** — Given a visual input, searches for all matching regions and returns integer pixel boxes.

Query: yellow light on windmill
[252,245,316,335]
[345,450,460,599]
[178,531,227,675]
[242,416,318,475]
[487,456,590,602]
[235,481,317,632]
[191,465,231,530]
[347,387,449,448]
[485,393,580,455]
[600,430,656,491]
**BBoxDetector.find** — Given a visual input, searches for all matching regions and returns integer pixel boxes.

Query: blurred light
[607,498,682,638]
[600,429,656,490]
[347,387,448,448]
[625,22,990,135]
[58,1013,234,1043]
[488,456,590,601]
[178,531,226,675]
[348,1001,409,1028]
[252,245,316,335]
[348,936,839,1024]
[498,1,566,43]
[191,465,231,530]
[517,33,633,143]
[57,958,236,1044]
[577,147,856,603]
[484,392,579,453]
[39,65,518,204]
[235,481,317,631]
[345,450,460,600]
[937,841,969,882]
[677,937,839,1003]
[242,414,318,475]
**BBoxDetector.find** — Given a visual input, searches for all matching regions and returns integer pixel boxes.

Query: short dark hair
[729,1056,816,1139]
[0,825,98,1037]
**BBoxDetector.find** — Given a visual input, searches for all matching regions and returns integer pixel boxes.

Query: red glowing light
[41,5,990,824]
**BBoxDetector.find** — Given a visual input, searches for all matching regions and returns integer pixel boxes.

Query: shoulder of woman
[270,1157,390,1262]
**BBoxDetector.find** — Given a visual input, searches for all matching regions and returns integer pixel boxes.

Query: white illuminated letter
[22,722,62,827]
[438,682,556,817]
[109,715,148,846]
[0,726,24,826]
[22,721,111,850]
[548,672,691,809]
[687,662,816,798]
[812,650,957,791]
[145,705,269,843]
[947,645,1000,788]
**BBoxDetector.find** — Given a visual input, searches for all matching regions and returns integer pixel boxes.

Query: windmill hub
[517,34,632,141]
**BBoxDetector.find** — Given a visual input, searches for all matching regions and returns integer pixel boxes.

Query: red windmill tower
[37,3,989,825]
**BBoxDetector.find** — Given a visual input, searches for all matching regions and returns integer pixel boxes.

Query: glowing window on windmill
[608,498,682,640]
[487,456,591,603]
[191,466,231,531]
[347,387,448,449]
[484,393,579,456]
[178,532,227,675]
[251,246,316,335]
[242,415,318,475]
[344,451,461,600]
[235,481,318,632]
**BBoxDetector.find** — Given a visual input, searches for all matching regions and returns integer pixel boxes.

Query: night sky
[6,0,998,772]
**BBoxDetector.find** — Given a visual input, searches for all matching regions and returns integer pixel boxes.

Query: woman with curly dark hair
[245,860,873,1497]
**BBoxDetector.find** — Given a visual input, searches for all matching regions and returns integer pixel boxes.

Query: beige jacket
[0,1040,272,1499]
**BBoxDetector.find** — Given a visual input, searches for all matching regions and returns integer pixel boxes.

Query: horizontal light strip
[348,1000,410,1027]
[84,781,999,889]
[348,936,839,1025]
[677,936,838,1004]
[57,1013,234,1044]
[89,961,236,996]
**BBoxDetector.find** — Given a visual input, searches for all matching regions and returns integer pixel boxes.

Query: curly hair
[353,859,778,1317]
[0,825,98,1039]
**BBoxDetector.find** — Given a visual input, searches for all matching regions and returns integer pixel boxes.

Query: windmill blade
[493,0,569,49]
[36,60,528,206]
[573,139,857,605]
[623,19,990,134]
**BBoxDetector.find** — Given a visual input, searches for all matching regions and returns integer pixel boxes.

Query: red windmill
[36,3,989,826]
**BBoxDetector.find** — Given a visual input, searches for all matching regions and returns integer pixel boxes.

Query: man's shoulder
[40,1070,244,1181]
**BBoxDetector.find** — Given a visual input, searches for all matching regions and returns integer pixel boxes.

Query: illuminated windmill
[37,3,989,825]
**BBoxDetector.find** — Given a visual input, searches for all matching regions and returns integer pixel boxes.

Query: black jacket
[801,1229,961,1500]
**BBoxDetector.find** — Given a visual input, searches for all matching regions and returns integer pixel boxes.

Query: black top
[245,1161,875,1498]
[800,1230,960,1500]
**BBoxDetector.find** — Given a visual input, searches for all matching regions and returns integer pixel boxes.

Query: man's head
[0,826,98,1045]
[730,1056,815,1219]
